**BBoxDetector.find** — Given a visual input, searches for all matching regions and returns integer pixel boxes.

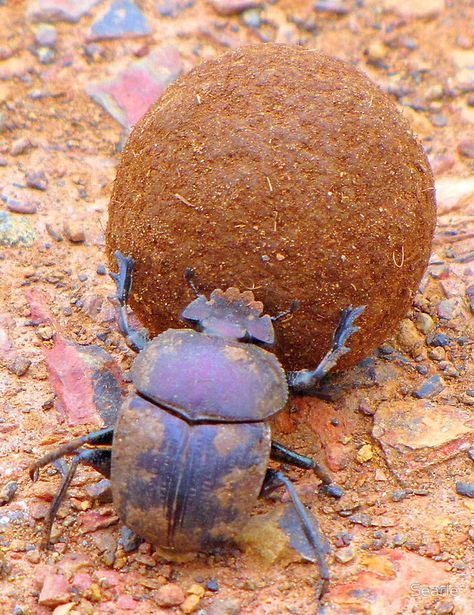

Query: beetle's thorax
[131,328,288,423]
[181,287,275,345]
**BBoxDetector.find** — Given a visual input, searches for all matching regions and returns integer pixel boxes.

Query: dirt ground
[0,0,473,614]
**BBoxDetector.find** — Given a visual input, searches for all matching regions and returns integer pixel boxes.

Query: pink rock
[94,569,122,587]
[435,176,474,215]
[323,549,452,613]
[34,564,56,588]
[72,573,92,593]
[38,573,70,607]
[24,288,124,426]
[79,509,119,533]
[116,595,140,609]
[373,399,474,478]
[86,46,182,129]
[154,583,185,607]
[294,397,353,471]
[44,336,101,425]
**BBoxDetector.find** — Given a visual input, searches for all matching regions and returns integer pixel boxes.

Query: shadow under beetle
[30,251,364,598]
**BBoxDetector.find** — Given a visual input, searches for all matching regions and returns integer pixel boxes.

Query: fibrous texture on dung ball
[107,43,436,371]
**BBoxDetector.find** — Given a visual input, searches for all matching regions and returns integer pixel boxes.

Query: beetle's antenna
[271,300,300,322]
[184,267,201,297]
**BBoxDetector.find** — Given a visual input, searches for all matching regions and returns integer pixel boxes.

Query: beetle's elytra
[30,251,364,598]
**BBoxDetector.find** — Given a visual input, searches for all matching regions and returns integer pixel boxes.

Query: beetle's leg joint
[287,304,365,392]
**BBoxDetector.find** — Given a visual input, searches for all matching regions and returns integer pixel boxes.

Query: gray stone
[27,0,102,24]
[89,1,152,41]
[34,23,57,47]
[0,212,36,246]
[414,375,445,399]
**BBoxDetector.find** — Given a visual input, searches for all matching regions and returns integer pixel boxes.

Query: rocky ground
[0,0,473,614]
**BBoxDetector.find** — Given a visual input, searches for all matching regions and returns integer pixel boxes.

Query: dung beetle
[30,251,364,597]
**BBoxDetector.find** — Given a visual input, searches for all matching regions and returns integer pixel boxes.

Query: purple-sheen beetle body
[112,395,272,551]
[112,327,288,551]
[132,328,288,421]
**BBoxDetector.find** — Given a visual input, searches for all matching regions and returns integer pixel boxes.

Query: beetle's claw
[29,464,39,482]
[316,578,329,600]
[184,267,195,281]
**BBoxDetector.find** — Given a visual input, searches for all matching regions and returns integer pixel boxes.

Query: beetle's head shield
[181,287,275,345]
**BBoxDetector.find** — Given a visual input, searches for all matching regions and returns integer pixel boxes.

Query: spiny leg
[40,448,112,549]
[287,305,365,393]
[260,469,330,599]
[109,250,148,352]
[271,300,300,322]
[184,267,201,297]
[29,427,114,481]
[271,441,333,487]
[30,427,114,547]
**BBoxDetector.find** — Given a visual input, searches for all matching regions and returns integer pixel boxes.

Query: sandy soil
[0,1,473,614]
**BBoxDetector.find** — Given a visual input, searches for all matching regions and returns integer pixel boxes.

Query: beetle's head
[181,287,275,346]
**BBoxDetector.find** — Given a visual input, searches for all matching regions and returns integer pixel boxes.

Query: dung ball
[106,43,436,371]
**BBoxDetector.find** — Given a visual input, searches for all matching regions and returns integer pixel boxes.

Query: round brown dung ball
[106,43,436,371]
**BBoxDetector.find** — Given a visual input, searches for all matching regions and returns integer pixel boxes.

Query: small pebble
[392,490,410,502]
[153,583,185,607]
[335,546,355,563]
[36,324,55,341]
[63,223,85,244]
[437,298,459,320]
[455,482,474,498]
[414,375,445,399]
[181,593,202,613]
[207,580,219,592]
[414,312,434,334]
[435,601,454,614]
[0,481,17,505]
[426,332,451,347]
[119,526,143,552]
[392,533,406,546]
[321,483,343,498]
[431,113,448,127]
[241,8,261,28]
[6,199,37,214]
[45,224,63,242]
[10,137,34,156]
[7,355,31,376]
[34,24,57,47]
[208,598,241,615]
[467,285,474,314]
[358,398,375,415]
[457,140,474,158]
[314,0,349,15]
[26,170,48,191]
[36,47,55,64]
[96,264,107,275]
[356,444,373,463]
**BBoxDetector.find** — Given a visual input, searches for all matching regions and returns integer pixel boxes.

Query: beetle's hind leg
[260,469,330,599]
[109,250,148,352]
[270,441,333,487]
[287,305,365,392]
[30,427,114,549]
[40,448,112,549]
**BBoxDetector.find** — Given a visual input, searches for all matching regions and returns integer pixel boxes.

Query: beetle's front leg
[287,305,365,393]
[109,250,148,352]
